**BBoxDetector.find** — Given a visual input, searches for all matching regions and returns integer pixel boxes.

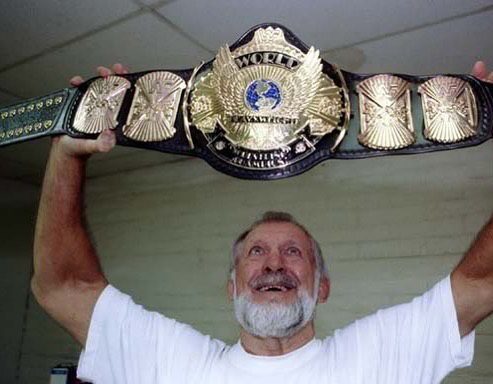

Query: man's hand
[53,63,129,158]
[471,60,493,83]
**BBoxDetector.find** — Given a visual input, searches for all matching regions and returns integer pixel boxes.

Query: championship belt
[1,23,492,180]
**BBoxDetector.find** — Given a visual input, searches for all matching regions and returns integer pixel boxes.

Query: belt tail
[0,88,79,146]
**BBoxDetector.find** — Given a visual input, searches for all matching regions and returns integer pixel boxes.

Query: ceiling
[1,0,493,184]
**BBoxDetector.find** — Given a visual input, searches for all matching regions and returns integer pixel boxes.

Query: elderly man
[32,62,493,383]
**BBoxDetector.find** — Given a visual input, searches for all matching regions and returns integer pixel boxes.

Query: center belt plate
[189,27,349,170]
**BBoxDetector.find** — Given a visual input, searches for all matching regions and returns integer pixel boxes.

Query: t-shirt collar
[227,338,322,373]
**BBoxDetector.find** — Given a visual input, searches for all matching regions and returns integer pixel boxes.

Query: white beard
[233,286,317,338]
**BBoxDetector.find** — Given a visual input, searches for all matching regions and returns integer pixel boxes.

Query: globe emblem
[245,79,282,112]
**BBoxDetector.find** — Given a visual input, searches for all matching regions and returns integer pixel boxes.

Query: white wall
[1,142,493,383]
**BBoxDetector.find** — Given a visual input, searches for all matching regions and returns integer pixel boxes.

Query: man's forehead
[244,221,311,243]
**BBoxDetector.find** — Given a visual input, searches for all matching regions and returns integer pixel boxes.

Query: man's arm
[452,215,493,336]
[450,61,493,337]
[31,64,128,346]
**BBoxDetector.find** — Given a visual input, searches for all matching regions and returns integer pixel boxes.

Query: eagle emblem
[189,27,348,169]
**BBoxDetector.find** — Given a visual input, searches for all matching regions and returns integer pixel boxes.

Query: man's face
[231,221,321,305]
[229,221,329,338]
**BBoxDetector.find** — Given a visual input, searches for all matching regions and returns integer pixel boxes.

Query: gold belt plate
[418,76,477,143]
[123,71,186,142]
[357,74,415,150]
[189,27,349,170]
[73,76,131,134]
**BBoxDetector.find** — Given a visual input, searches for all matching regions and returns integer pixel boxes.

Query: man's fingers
[112,63,129,75]
[96,64,129,78]
[70,75,84,87]
[97,66,113,77]
[96,129,116,153]
[85,130,116,154]
[71,64,128,88]
[471,61,488,80]
[56,129,116,157]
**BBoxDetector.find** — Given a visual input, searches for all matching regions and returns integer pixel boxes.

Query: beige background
[2,143,493,383]
[1,1,493,383]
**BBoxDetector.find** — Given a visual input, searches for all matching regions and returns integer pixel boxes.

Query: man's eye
[249,246,263,256]
[286,247,301,257]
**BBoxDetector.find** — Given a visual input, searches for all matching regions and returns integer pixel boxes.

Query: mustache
[249,271,299,290]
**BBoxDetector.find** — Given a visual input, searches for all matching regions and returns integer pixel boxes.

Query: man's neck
[239,322,315,356]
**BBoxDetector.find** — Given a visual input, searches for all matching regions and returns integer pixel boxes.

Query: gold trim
[330,64,350,151]
[182,62,205,149]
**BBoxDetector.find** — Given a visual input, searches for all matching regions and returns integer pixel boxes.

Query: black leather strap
[334,71,493,159]
[1,23,492,180]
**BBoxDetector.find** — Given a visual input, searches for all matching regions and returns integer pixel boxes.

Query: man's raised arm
[31,64,128,346]
[452,214,493,336]
[450,61,493,337]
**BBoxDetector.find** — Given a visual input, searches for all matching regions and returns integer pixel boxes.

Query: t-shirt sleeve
[77,285,225,384]
[330,275,475,384]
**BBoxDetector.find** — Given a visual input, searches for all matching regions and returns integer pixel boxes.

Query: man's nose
[263,251,284,272]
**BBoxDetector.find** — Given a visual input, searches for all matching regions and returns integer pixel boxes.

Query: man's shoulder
[322,276,452,343]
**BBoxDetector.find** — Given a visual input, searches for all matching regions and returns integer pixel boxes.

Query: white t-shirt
[77,275,474,384]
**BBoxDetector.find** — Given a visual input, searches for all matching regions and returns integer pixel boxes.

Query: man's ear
[317,276,330,303]
[227,279,234,301]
